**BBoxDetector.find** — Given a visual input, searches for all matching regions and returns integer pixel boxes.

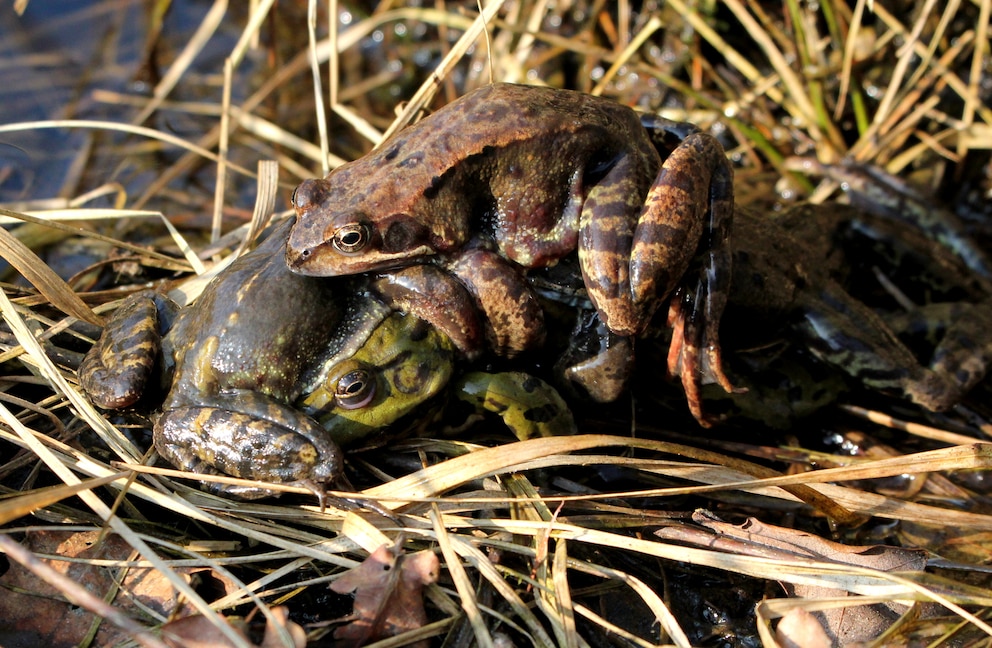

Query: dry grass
[1,0,991,646]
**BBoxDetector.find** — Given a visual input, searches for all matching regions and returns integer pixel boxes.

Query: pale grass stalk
[380,0,506,142]
[551,539,579,648]
[132,0,229,126]
[591,15,663,95]
[960,0,991,159]
[500,0,551,84]
[869,4,992,124]
[721,0,833,151]
[212,59,232,244]
[0,119,254,180]
[431,506,494,648]
[308,0,331,175]
[443,533,558,646]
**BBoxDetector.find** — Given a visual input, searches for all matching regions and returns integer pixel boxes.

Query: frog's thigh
[455,371,576,439]
[155,392,341,484]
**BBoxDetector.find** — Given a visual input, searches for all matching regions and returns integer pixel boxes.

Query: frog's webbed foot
[79,290,178,409]
[666,282,739,426]
[452,371,576,440]
[558,310,634,403]
[644,132,737,424]
[883,301,992,411]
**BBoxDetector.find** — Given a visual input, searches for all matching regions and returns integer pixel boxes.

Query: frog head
[286,163,469,276]
[299,311,457,446]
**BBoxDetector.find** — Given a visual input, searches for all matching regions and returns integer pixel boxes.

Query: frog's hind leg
[883,301,992,411]
[79,291,177,409]
[796,286,990,412]
[154,391,342,499]
[649,133,737,421]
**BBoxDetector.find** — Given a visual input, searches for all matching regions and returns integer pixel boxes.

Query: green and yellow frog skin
[79,221,572,500]
[286,82,737,413]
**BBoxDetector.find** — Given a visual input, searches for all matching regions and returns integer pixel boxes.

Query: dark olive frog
[79,221,574,501]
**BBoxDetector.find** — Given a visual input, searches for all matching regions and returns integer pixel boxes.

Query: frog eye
[335,368,376,410]
[332,223,370,254]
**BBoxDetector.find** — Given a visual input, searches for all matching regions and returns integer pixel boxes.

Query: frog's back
[168,223,343,400]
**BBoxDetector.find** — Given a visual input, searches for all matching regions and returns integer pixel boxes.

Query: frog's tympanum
[286,82,737,421]
[79,221,573,501]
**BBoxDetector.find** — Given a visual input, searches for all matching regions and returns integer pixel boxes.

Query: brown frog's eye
[332,222,370,254]
[335,367,376,410]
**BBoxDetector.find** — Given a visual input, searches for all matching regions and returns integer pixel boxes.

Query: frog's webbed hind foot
[636,114,738,424]
[666,282,740,427]
[886,302,992,411]
[79,291,177,409]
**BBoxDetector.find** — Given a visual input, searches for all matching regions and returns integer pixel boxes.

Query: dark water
[0,0,242,205]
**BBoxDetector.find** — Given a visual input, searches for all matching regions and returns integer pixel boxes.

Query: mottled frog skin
[725,201,992,414]
[79,222,574,500]
[286,83,736,416]
[536,196,992,425]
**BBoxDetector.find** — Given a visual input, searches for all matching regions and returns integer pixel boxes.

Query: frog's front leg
[79,290,179,409]
[452,372,576,440]
[446,247,546,357]
[154,389,342,500]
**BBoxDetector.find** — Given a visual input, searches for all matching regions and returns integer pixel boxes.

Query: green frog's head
[299,311,457,446]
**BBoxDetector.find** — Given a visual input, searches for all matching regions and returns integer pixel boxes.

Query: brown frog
[285,83,737,418]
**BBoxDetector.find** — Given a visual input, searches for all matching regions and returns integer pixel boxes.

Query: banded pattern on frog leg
[286,83,737,423]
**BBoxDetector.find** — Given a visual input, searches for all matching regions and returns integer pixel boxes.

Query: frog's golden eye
[332,223,370,254]
[335,367,376,410]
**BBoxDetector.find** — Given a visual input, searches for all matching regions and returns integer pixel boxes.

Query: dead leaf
[0,530,236,647]
[657,510,934,645]
[667,509,928,571]
[330,544,440,647]
[776,608,831,648]
[160,606,305,648]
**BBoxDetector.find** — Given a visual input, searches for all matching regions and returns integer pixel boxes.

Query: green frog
[285,82,737,408]
[79,221,572,501]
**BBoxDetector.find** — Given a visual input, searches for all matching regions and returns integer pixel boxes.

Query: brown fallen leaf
[160,606,306,648]
[330,544,440,648]
[775,607,832,648]
[0,530,236,648]
[656,510,932,645]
